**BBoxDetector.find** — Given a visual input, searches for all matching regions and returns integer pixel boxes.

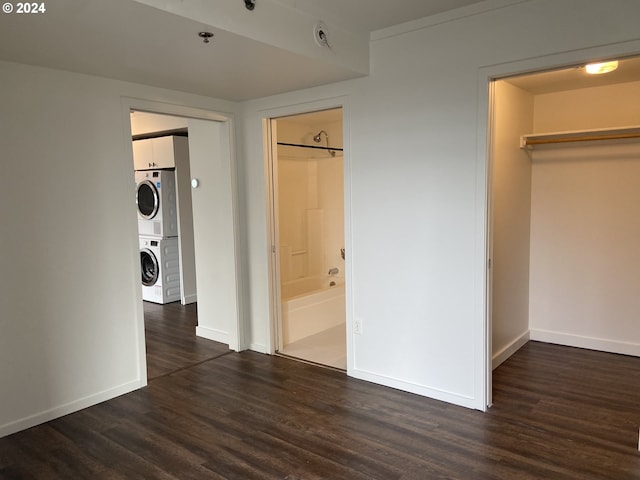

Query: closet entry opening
[268,108,346,370]
[488,54,640,399]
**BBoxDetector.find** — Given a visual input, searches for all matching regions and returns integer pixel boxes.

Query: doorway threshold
[277,324,347,370]
[275,351,346,373]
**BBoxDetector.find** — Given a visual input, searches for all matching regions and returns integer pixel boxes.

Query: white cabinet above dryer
[133,135,188,170]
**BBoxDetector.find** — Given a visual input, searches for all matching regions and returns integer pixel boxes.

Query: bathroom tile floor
[279,323,346,370]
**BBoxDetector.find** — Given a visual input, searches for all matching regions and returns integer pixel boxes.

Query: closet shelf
[520,126,640,149]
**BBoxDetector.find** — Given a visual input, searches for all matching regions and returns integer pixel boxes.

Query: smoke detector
[314,22,330,48]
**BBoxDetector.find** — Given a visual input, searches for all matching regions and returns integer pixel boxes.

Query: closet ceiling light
[585,60,618,75]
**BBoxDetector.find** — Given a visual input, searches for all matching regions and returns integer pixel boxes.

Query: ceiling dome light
[585,60,619,75]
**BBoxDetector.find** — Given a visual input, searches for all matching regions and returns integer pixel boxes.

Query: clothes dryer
[135,169,178,238]
[139,236,181,304]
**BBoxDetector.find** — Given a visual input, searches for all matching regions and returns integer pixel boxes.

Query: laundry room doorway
[125,99,242,381]
[267,108,347,370]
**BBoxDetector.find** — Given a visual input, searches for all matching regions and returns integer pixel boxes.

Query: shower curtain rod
[277,142,343,152]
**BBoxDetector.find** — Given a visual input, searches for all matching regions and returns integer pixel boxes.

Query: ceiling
[2,1,636,101]
[0,0,486,101]
[504,56,640,94]
[272,0,486,33]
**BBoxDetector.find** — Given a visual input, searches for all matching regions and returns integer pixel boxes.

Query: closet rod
[521,126,640,148]
[277,142,343,152]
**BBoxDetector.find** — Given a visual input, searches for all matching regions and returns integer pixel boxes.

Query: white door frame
[121,97,244,365]
[477,39,640,409]
[264,117,284,353]
[261,96,353,370]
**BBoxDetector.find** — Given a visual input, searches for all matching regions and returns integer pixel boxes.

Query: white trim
[481,79,496,408]
[182,293,197,305]
[371,0,527,42]
[475,68,493,411]
[122,97,243,352]
[477,39,640,412]
[350,369,478,410]
[127,98,233,122]
[121,98,150,392]
[249,343,269,354]
[341,100,354,373]
[492,331,530,370]
[0,379,145,439]
[478,40,640,84]
[196,326,229,345]
[259,95,352,368]
[220,119,244,352]
[264,117,281,355]
[530,330,640,358]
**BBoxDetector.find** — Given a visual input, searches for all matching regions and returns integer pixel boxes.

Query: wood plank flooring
[1,304,639,479]
[143,301,231,379]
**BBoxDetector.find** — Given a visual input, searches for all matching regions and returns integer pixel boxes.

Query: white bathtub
[281,276,345,344]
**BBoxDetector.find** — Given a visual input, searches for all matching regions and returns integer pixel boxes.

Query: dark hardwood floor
[143,301,231,379]
[1,304,639,479]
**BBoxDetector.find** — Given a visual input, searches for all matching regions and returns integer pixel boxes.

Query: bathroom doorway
[269,108,346,369]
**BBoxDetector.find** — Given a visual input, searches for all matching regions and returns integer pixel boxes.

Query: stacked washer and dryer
[134,136,184,304]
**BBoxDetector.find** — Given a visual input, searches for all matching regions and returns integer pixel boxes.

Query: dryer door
[140,248,159,286]
[136,180,159,219]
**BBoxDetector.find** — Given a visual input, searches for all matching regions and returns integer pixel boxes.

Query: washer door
[140,248,159,286]
[136,180,159,219]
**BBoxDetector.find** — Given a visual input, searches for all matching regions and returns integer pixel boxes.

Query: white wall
[239,0,640,409]
[528,81,640,355]
[4,1,640,437]
[491,81,533,368]
[188,118,240,347]
[534,81,640,133]
[0,60,237,437]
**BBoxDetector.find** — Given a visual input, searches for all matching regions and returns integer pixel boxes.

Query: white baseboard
[249,343,269,354]
[181,293,197,305]
[530,329,640,357]
[0,379,145,439]
[196,326,228,345]
[348,368,481,410]
[493,331,530,370]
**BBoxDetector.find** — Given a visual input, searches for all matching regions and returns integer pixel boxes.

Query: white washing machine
[135,169,178,238]
[139,236,181,304]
